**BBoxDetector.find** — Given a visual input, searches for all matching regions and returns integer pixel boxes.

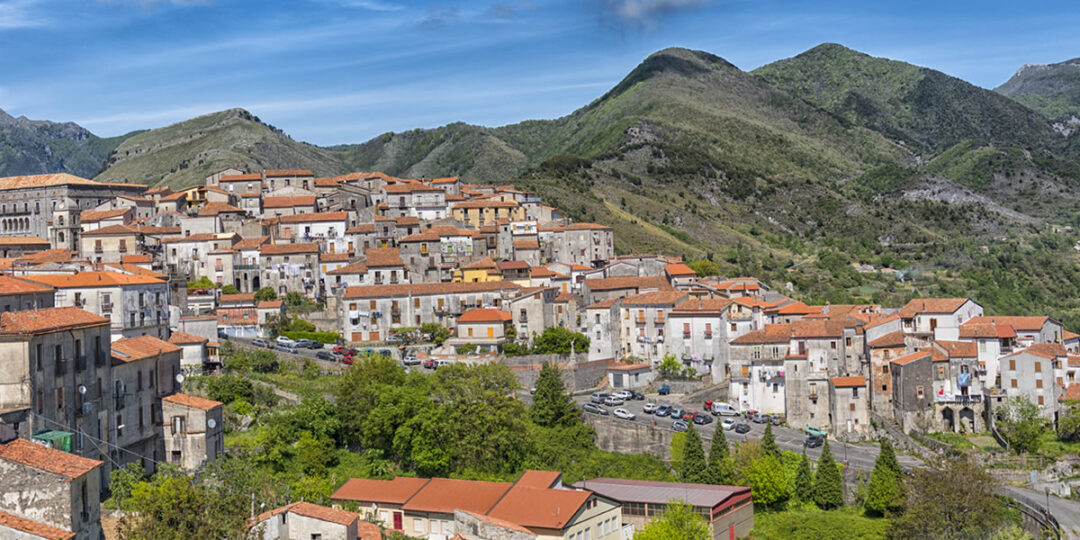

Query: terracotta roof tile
[0,275,53,295]
[1007,343,1068,360]
[167,331,208,345]
[959,322,1017,339]
[0,235,49,246]
[585,275,671,292]
[219,293,255,304]
[331,477,430,504]
[344,281,520,299]
[0,438,101,480]
[111,335,181,363]
[962,316,1051,332]
[458,308,512,323]
[621,290,689,306]
[320,252,350,262]
[831,376,865,387]
[121,254,151,264]
[513,239,539,250]
[403,478,511,514]
[218,308,258,326]
[162,392,222,411]
[24,271,165,288]
[867,330,906,348]
[197,202,244,216]
[328,261,368,275]
[664,263,697,277]
[898,298,972,318]
[233,236,269,251]
[365,247,403,267]
[260,242,319,256]
[0,510,74,540]
[264,196,317,209]
[0,306,109,335]
[462,257,498,270]
[936,340,977,358]
[219,173,262,182]
[264,169,314,177]
[256,501,359,528]
[671,297,733,313]
[487,484,589,530]
[891,351,931,366]
[730,324,793,345]
[0,173,143,192]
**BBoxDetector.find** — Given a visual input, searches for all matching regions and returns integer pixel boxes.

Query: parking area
[573,392,922,472]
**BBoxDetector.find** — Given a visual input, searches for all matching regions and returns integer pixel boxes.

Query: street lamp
[1045,487,1051,517]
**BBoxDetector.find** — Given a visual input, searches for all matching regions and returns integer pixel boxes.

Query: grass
[750,507,889,540]
[1036,431,1080,461]
[924,432,977,450]
[248,371,339,398]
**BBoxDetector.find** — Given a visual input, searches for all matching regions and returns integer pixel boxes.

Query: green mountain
[752,43,1060,155]
[95,108,347,189]
[0,108,132,178]
[996,59,1080,125]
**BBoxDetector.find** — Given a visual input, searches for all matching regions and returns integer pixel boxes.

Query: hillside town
[0,169,1077,539]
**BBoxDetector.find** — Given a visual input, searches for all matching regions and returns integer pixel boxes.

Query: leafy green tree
[813,439,844,509]
[633,500,711,540]
[295,430,338,475]
[708,428,735,485]
[687,258,722,277]
[891,457,1008,540]
[205,374,254,404]
[680,424,709,483]
[865,439,905,516]
[1059,401,1080,442]
[530,362,579,428]
[254,287,277,302]
[187,276,217,290]
[794,452,814,503]
[762,422,780,459]
[744,453,789,508]
[119,466,246,540]
[108,461,145,510]
[657,354,683,380]
[533,326,589,354]
[335,355,408,446]
[995,397,1044,454]
[420,322,450,345]
[219,284,239,294]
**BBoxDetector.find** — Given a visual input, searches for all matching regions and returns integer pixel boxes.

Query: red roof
[111,335,181,363]
[867,330,906,348]
[263,196,316,209]
[665,263,697,277]
[331,477,430,504]
[278,211,349,224]
[585,275,671,292]
[255,501,359,527]
[162,393,222,411]
[403,478,511,514]
[0,438,101,480]
[0,275,53,295]
[671,297,732,313]
[219,293,255,304]
[219,173,262,182]
[264,169,314,177]
[831,376,866,388]
[898,298,971,318]
[0,307,109,335]
[0,510,74,540]
[167,331,208,345]
[457,308,512,323]
[344,281,520,299]
[891,351,931,366]
[487,485,590,530]
[365,247,404,268]
[260,242,319,255]
[621,290,689,306]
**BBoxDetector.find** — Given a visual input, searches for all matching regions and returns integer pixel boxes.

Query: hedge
[281,331,341,344]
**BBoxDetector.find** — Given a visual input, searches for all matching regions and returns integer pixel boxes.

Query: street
[223,335,399,371]
[574,393,924,473]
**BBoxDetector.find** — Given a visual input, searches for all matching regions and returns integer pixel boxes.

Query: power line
[29,411,165,470]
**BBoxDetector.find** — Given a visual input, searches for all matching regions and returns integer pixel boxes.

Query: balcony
[635,316,646,325]
[936,394,982,405]
[76,403,93,417]
[101,303,113,313]
[75,355,86,372]
[235,264,258,270]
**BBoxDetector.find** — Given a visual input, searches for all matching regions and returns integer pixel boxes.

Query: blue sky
[1,0,1079,146]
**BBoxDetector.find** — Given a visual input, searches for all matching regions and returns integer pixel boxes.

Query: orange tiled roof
[831,376,866,387]
[891,350,931,366]
[218,308,258,326]
[898,298,971,318]
[936,340,977,358]
[80,224,140,236]
[513,239,539,250]
[731,324,793,345]
[585,275,671,292]
[121,254,151,264]
[197,202,244,217]
[233,236,269,251]
[346,224,375,234]
[256,501,359,528]
[258,300,283,309]
[0,275,53,295]
[327,261,368,275]
[264,169,314,177]
[1008,343,1068,360]
[0,173,144,191]
[386,183,443,194]
[621,290,689,306]
[162,233,238,244]
[0,307,108,335]
[0,235,49,246]
[0,510,74,540]
[320,252,350,262]
[331,477,430,504]
[664,263,697,277]
[672,297,732,313]
[167,331,208,345]
[260,242,319,255]
[111,335,181,362]
[463,257,498,270]
[263,196,317,209]
[487,484,589,530]
[80,208,131,223]
[344,281,520,299]
[162,392,222,411]
[23,271,165,288]
[962,316,1051,332]
[0,437,101,479]
[458,308,512,323]
[219,173,262,182]
[867,330,906,348]
[219,293,255,304]
[959,322,1018,339]
[278,211,348,224]
[364,247,403,267]
[403,478,511,514]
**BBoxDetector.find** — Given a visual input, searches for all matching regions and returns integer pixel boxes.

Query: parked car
[402,354,421,366]
[275,336,296,346]
[306,340,324,349]
[435,359,451,368]
[658,384,671,395]
[655,405,671,417]
[734,423,751,434]
[379,350,392,358]
[332,345,348,355]
[805,426,828,437]
[583,403,609,415]
[275,343,298,354]
[590,392,610,404]
[251,338,269,348]
[682,409,698,422]
[669,408,685,420]
[628,390,645,400]
[671,420,689,432]
[613,408,635,420]
[612,390,633,401]
[710,402,739,416]
[603,395,625,407]
[315,351,335,361]
[423,359,436,369]
[342,355,354,365]
[721,418,737,431]
[752,413,771,424]
[804,435,824,448]
[693,413,713,425]
[642,402,658,414]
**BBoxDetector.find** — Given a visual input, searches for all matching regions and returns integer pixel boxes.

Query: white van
[711,402,739,416]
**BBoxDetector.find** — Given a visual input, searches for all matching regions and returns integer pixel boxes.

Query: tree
[995,398,1044,454]
[813,439,844,509]
[891,457,1009,540]
[533,326,589,355]
[687,258,722,277]
[865,439,906,516]
[794,452,814,503]
[530,362,578,428]
[219,284,239,294]
[744,453,789,508]
[108,461,145,510]
[186,276,216,290]
[420,322,450,345]
[633,500,710,540]
[1056,400,1080,442]
[657,354,683,380]
[680,424,709,483]
[762,422,780,459]
[254,287,277,302]
[708,427,735,485]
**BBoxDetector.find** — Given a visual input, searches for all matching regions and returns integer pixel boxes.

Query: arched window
[58,232,65,243]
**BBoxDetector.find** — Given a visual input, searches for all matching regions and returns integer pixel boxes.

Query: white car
[721,418,737,431]
[612,390,633,401]
[603,395,625,407]
[642,402,658,414]
[275,336,296,346]
[613,408,636,420]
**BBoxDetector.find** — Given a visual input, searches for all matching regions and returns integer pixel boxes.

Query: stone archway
[941,407,955,433]
[959,407,976,433]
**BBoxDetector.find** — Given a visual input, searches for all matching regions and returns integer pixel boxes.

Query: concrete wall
[502,354,612,392]
[586,414,674,461]
[0,462,102,540]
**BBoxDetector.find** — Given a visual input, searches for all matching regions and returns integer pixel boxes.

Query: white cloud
[600,0,706,28]
[0,0,50,29]
[342,0,405,11]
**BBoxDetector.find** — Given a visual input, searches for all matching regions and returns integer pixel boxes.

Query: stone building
[161,393,224,471]
[24,271,170,341]
[109,335,182,475]
[0,432,104,540]
[829,376,869,439]
[585,298,622,362]
[253,501,364,540]
[890,351,935,433]
[619,291,689,363]
[0,275,55,313]
[259,242,320,297]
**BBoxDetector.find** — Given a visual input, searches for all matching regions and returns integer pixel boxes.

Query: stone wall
[586,414,674,461]
[502,354,613,392]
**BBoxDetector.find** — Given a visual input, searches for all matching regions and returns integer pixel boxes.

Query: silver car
[642,402,658,414]
[603,395,625,406]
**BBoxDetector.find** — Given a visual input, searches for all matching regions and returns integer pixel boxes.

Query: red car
[423,359,436,369]
[683,409,698,421]
[341,355,354,365]
[332,345,347,354]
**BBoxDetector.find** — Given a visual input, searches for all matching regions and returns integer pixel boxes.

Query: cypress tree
[529,362,578,428]
[865,439,906,515]
[761,422,780,459]
[813,439,845,509]
[707,427,734,485]
[681,424,710,484]
[794,452,814,503]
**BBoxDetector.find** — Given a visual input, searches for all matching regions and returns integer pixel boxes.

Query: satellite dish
[207,419,217,429]
[78,385,87,395]
[175,373,185,384]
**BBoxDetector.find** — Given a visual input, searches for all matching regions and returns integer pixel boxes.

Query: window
[56,388,63,410]
[852,387,859,398]
[414,519,425,533]
[116,414,123,437]
[831,341,837,349]
[1009,359,1016,371]
[311,534,321,540]
[1038,396,1045,406]
[917,386,924,399]
[850,403,856,411]
[1036,378,1043,389]
[1011,379,1018,388]
[846,337,852,346]
[1035,361,1042,372]
[139,407,144,428]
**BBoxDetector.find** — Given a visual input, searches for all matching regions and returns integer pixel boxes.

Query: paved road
[1003,485,1080,539]
[224,336,401,370]
[574,393,923,473]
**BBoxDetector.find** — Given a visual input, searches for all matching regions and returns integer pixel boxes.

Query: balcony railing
[936,394,982,405]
